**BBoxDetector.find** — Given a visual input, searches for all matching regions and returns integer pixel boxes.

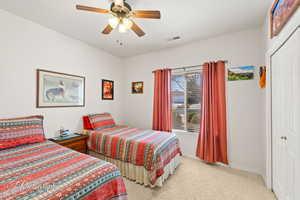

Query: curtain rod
[152,60,229,73]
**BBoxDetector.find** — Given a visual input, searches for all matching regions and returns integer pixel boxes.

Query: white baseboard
[182,154,265,180]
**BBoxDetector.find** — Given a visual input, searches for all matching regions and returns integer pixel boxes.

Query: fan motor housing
[110,2,132,17]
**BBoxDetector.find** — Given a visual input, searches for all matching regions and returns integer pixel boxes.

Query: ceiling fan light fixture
[108,17,120,29]
[76,1,161,37]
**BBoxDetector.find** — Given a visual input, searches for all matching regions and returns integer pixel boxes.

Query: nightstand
[49,134,88,154]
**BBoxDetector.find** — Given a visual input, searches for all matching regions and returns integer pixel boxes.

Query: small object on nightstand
[59,127,71,137]
[49,133,88,154]
[79,129,91,135]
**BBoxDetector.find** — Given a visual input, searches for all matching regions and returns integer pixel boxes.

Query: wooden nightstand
[49,134,88,154]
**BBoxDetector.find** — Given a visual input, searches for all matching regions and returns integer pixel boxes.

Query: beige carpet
[123,157,276,200]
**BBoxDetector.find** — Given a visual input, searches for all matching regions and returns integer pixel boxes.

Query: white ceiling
[0,0,272,57]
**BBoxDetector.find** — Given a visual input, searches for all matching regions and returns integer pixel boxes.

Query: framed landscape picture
[228,66,254,81]
[37,69,85,108]
[132,82,144,94]
[270,0,300,38]
[102,79,114,100]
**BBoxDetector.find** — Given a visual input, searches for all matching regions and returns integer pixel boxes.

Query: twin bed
[0,114,181,200]
[88,126,181,187]
[0,116,127,200]
[0,141,127,200]
[83,113,182,187]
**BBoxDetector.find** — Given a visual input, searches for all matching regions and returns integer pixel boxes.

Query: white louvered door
[271,28,300,200]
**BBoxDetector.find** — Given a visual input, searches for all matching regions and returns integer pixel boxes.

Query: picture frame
[270,0,300,38]
[228,66,255,81]
[37,69,85,108]
[132,82,144,94]
[102,79,114,100]
[259,66,267,88]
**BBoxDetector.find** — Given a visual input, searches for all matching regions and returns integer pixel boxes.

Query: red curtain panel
[152,69,172,132]
[196,61,228,164]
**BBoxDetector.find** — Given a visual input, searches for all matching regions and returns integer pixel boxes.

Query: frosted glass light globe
[109,17,120,29]
[122,18,133,29]
[119,23,127,33]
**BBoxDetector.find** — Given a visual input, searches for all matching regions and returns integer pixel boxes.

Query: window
[171,71,202,133]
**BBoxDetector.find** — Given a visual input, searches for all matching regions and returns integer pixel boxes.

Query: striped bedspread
[88,126,181,185]
[0,141,127,200]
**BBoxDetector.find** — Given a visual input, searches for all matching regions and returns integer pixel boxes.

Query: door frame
[265,23,300,189]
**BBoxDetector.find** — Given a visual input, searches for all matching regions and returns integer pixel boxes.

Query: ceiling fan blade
[131,21,146,37]
[132,10,161,19]
[76,5,109,14]
[102,25,114,35]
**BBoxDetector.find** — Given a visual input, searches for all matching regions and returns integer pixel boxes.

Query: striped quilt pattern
[88,113,116,130]
[88,126,181,185]
[0,141,127,200]
[0,116,45,150]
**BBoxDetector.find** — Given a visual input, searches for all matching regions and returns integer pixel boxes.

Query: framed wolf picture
[37,69,85,108]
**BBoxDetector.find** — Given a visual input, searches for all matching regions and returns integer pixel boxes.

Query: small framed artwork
[132,82,144,94]
[259,66,267,88]
[102,79,114,100]
[37,69,85,108]
[228,66,254,81]
[270,0,300,38]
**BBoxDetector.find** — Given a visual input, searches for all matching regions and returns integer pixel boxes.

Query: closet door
[271,29,300,200]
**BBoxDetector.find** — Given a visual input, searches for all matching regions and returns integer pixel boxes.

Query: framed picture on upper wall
[102,79,114,100]
[37,69,85,108]
[132,82,144,94]
[228,66,254,81]
[270,0,300,38]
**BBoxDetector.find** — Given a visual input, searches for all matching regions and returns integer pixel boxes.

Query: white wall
[122,28,266,176]
[0,10,124,138]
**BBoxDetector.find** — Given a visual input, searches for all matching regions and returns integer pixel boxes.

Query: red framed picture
[270,0,300,38]
[102,79,114,100]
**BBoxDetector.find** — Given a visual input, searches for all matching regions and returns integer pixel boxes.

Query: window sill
[172,129,198,135]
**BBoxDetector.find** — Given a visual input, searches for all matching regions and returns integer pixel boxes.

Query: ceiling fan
[76,0,161,37]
